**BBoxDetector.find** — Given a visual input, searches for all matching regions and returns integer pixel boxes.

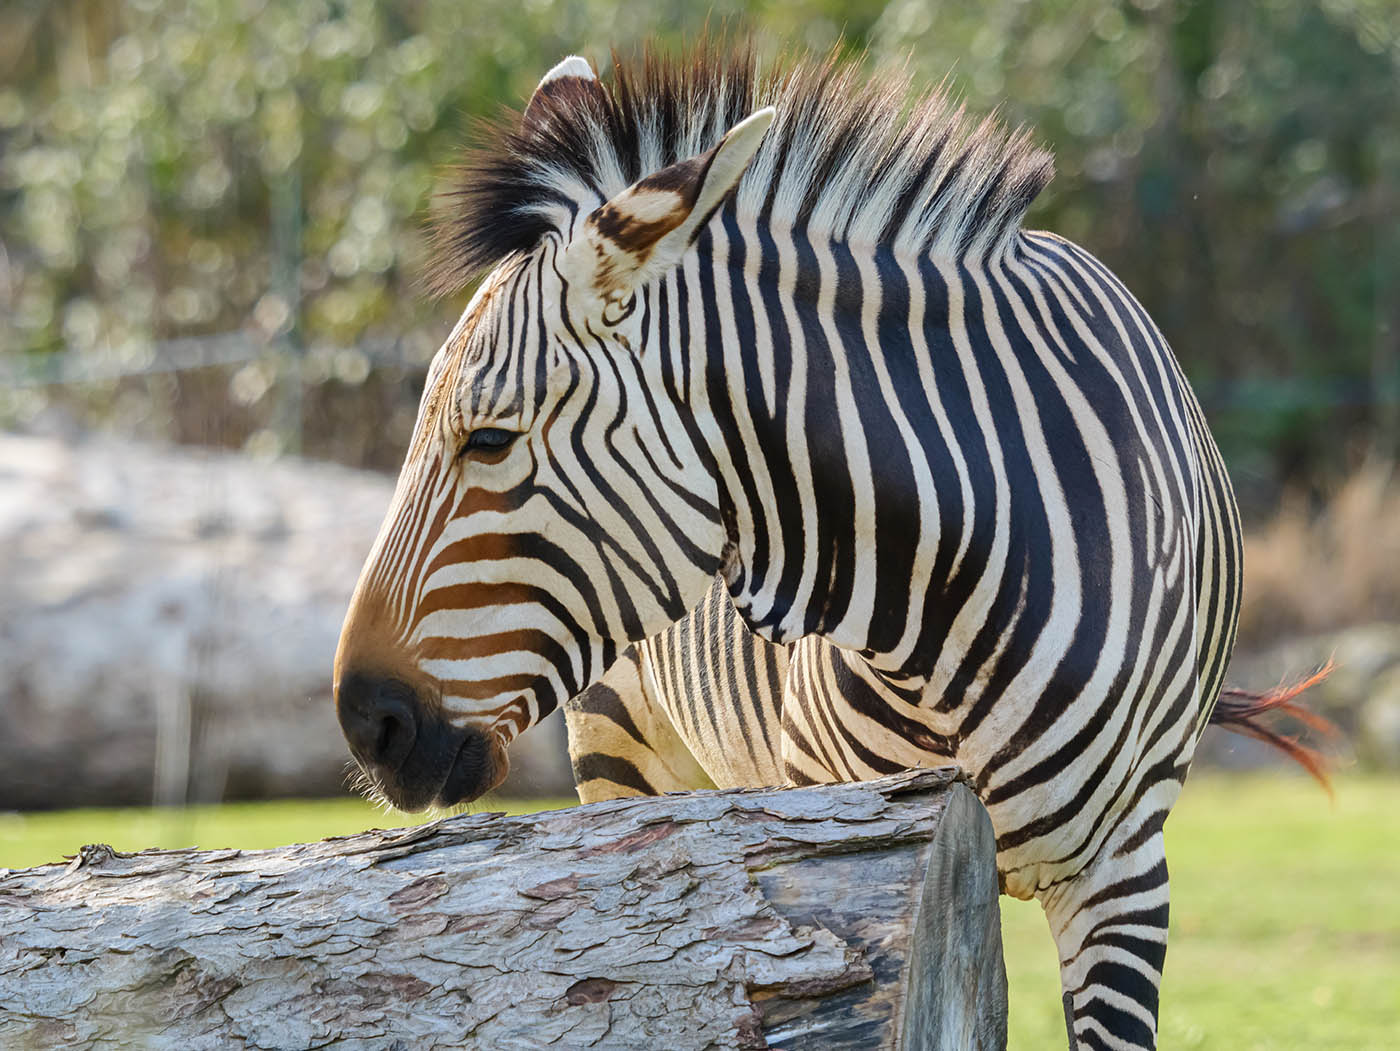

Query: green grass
[0,795,578,872]
[1001,774,1400,1050]
[4,775,1398,1048]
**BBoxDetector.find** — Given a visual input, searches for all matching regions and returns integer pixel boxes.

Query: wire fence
[0,332,430,388]
[3,331,1398,489]
[0,332,439,470]
[7,331,1399,401]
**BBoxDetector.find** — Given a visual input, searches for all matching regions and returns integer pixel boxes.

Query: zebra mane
[427,42,1055,296]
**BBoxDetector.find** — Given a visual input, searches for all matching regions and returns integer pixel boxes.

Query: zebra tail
[1209,662,1340,794]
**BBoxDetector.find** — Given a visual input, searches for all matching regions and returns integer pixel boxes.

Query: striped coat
[335,45,1321,1051]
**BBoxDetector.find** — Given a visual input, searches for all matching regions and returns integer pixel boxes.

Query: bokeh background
[7,0,1400,490]
[2,1,1398,1046]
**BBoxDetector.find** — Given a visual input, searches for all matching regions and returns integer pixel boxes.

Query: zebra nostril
[372,703,413,768]
[374,713,398,759]
[337,672,419,771]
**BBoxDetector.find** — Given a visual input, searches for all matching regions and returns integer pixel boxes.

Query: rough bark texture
[898,781,1007,1051]
[0,768,1006,1050]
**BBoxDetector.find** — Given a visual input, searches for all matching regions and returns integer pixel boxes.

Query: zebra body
[336,46,1247,1050]
[580,214,1244,901]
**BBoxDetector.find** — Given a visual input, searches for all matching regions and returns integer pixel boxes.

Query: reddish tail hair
[1210,662,1340,793]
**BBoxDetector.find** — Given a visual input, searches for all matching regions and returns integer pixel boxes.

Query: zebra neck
[671,216,1013,677]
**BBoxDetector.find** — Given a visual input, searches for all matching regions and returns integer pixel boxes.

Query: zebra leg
[1036,808,1171,1051]
[562,646,714,802]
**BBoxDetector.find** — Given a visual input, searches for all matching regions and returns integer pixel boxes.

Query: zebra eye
[458,427,520,461]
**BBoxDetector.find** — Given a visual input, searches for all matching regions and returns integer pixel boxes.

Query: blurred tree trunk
[0,433,577,810]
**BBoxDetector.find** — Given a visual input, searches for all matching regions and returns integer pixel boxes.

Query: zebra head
[334,58,773,810]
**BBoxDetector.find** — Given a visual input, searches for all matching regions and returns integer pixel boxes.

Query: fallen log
[0,768,1006,1050]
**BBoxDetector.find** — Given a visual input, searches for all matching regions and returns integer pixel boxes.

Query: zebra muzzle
[336,671,508,810]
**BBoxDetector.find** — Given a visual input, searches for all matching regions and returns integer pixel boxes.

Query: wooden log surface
[0,768,1006,1050]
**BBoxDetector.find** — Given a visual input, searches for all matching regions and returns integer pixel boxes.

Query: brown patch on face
[416,627,559,666]
[498,696,531,737]
[431,683,537,719]
[412,578,538,624]
[421,531,524,589]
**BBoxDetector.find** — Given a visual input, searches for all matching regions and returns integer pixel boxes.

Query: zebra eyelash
[456,427,521,463]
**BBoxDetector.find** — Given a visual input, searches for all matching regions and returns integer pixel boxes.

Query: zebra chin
[335,670,510,811]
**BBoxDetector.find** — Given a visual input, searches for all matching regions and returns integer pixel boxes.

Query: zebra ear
[561,108,775,324]
[525,55,600,129]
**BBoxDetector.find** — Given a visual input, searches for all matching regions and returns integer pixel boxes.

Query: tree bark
[0,768,1006,1050]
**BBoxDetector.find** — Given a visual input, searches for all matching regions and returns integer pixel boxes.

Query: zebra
[562,579,1328,802]
[333,45,1326,1050]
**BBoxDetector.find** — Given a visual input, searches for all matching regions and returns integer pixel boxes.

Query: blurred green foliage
[872,0,1400,501]
[1,0,1396,499]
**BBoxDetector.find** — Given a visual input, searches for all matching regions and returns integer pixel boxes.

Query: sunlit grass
[0,794,579,871]
[1001,774,1400,1050]
[3,775,1397,1048]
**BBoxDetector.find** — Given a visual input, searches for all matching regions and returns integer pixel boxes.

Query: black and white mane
[428,43,1055,295]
